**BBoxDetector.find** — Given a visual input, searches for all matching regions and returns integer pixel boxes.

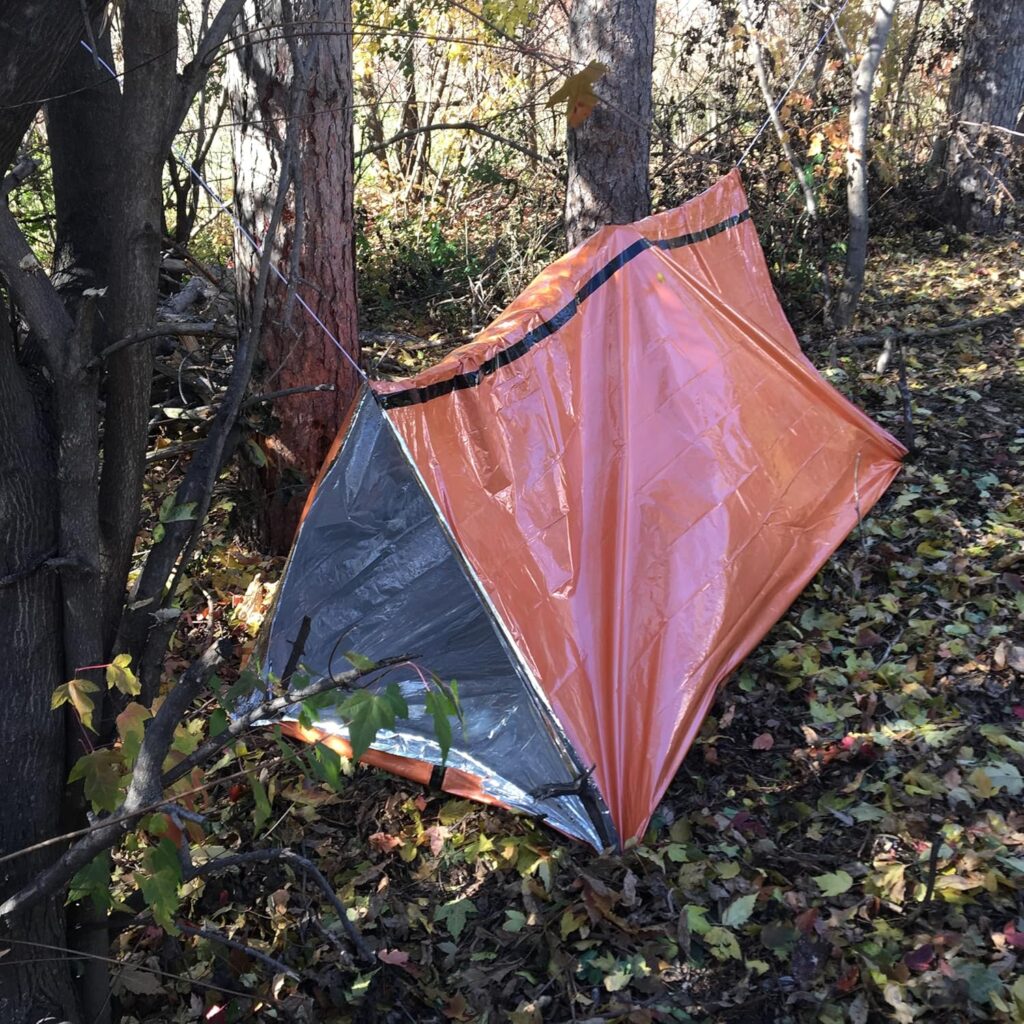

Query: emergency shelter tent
[255,171,905,850]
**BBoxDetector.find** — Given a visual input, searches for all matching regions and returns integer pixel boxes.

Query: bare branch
[169,0,248,150]
[1,154,39,198]
[177,921,300,980]
[243,382,336,407]
[185,848,373,964]
[0,641,229,921]
[357,120,554,166]
[90,321,235,367]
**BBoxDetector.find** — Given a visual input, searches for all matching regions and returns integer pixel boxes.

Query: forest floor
[119,230,1023,1024]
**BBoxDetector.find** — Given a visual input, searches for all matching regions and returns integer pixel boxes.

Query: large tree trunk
[565,0,655,248]
[941,0,1024,234]
[834,0,898,330]
[48,29,121,299]
[0,297,77,1024]
[0,1,107,174]
[231,0,360,554]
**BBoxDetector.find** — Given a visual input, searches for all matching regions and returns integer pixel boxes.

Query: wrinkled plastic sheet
[249,389,611,848]
[374,170,905,842]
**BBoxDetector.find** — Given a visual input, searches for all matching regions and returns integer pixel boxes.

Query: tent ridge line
[376,209,752,411]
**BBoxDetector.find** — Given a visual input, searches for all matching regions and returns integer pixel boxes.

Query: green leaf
[425,689,454,764]
[139,838,182,933]
[502,909,527,933]
[703,925,742,960]
[52,677,100,732]
[814,870,854,896]
[243,438,267,467]
[68,749,124,813]
[344,650,377,673]
[116,702,151,767]
[341,686,407,760]
[721,892,757,928]
[434,898,476,940]
[106,653,140,696]
[250,774,272,830]
[208,708,229,738]
[68,851,113,913]
[306,741,345,791]
[684,904,711,935]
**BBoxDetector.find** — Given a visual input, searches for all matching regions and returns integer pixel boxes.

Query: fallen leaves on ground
[112,232,1023,1023]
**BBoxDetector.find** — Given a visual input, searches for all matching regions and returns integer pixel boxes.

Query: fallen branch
[177,921,300,980]
[847,302,1024,350]
[184,848,373,965]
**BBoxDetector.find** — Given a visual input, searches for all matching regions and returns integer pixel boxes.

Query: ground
[115,230,1023,1024]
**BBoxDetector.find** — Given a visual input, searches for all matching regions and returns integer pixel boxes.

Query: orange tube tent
[254,172,904,849]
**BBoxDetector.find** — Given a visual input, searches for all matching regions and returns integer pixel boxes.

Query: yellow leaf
[546,61,608,128]
[52,678,100,732]
[106,653,140,696]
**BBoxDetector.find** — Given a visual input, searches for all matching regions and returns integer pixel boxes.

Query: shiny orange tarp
[369,171,905,843]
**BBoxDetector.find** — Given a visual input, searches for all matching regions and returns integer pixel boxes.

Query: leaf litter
[113,233,1023,1023]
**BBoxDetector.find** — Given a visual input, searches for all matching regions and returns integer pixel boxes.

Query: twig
[357,120,555,166]
[895,337,916,454]
[185,849,372,964]
[852,451,867,555]
[0,937,257,1002]
[0,547,57,588]
[280,615,312,689]
[909,826,943,923]
[90,321,235,367]
[0,641,229,920]
[0,760,285,869]
[177,921,300,981]
[847,302,1024,349]
[242,383,335,408]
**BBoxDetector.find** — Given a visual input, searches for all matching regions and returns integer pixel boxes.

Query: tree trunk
[565,0,655,248]
[0,1,107,174]
[0,297,77,1024]
[98,1,179,643]
[231,0,360,554]
[941,0,1024,233]
[834,0,898,330]
[48,27,123,299]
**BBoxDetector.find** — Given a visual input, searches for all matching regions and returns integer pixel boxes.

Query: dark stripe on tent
[377,208,751,410]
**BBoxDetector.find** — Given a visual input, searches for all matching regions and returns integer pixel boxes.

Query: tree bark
[0,1,108,174]
[834,0,898,330]
[231,0,360,554]
[0,294,77,1024]
[98,1,179,643]
[47,28,121,299]
[565,0,655,248]
[941,0,1024,233]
